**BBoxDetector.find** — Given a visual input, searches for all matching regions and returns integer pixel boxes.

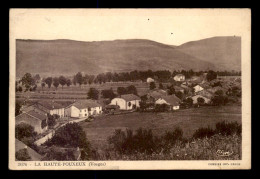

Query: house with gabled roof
[16,110,48,134]
[110,94,141,110]
[155,94,181,110]
[36,101,65,117]
[173,74,185,81]
[65,100,103,118]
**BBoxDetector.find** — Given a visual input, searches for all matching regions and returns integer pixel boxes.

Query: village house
[21,103,48,116]
[65,100,102,118]
[16,110,48,134]
[173,74,185,81]
[191,95,211,104]
[146,77,155,83]
[110,94,141,110]
[35,101,65,118]
[196,89,214,99]
[193,85,204,93]
[155,95,181,110]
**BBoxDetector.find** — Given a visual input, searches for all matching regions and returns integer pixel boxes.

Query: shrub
[163,127,184,148]
[15,123,37,141]
[108,128,161,155]
[154,103,169,112]
[15,149,31,161]
[215,121,241,136]
[193,126,215,139]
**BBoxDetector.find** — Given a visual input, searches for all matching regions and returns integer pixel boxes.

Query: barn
[110,94,141,110]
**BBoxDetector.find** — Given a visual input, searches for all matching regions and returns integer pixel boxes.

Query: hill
[16,37,240,77]
[176,36,241,71]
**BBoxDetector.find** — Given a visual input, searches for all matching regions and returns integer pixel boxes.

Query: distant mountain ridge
[16,36,241,77]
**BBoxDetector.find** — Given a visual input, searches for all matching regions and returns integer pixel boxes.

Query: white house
[193,85,204,93]
[155,95,181,110]
[173,74,185,82]
[65,100,102,118]
[191,95,211,104]
[110,94,141,110]
[147,77,155,83]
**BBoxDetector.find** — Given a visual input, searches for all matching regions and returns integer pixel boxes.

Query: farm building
[36,101,65,118]
[173,74,185,81]
[16,110,48,134]
[15,139,43,161]
[110,94,141,110]
[65,100,102,118]
[193,85,204,93]
[146,77,155,83]
[155,95,181,110]
[191,95,211,104]
[21,103,48,116]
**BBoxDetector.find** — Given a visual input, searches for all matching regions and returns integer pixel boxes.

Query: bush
[154,103,169,112]
[15,149,31,161]
[15,123,37,141]
[215,121,241,136]
[193,126,215,139]
[108,128,161,155]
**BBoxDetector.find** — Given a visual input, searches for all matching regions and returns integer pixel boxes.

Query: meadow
[79,105,241,150]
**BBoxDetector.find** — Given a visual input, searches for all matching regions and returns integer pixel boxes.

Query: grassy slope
[176,36,241,71]
[16,39,216,77]
[80,105,241,149]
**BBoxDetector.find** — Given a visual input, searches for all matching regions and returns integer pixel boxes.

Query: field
[16,81,158,100]
[79,105,241,150]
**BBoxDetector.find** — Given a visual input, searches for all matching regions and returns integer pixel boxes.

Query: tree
[87,88,99,100]
[117,87,127,96]
[33,74,41,83]
[16,149,31,161]
[159,83,164,89]
[21,73,35,91]
[15,123,37,141]
[197,97,205,105]
[44,123,90,159]
[149,82,156,90]
[167,85,175,95]
[59,76,67,89]
[175,91,184,100]
[126,85,138,95]
[53,77,60,90]
[66,79,71,87]
[41,82,45,90]
[206,70,217,81]
[72,76,77,86]
[88,75,95,85]
[15,101,22,116]
[101,88,116,100]
[47,114,58,128]
[45,77,53,88]
[75,72,83,87]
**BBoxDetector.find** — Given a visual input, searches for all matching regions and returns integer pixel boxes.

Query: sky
[10,9,250,46]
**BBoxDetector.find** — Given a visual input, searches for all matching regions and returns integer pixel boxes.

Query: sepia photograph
[9,8,251,170]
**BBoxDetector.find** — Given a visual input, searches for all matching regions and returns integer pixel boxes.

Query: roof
[159,95,181,106]
[72,100,102,109]
[174,74,185,77]
[21,104,48,114]
[37,101,64,110]
[15,138,42,161]
[148,90,167,100]
[120,94,141,101]
[16,110,47,121]
[192,94,210,100]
